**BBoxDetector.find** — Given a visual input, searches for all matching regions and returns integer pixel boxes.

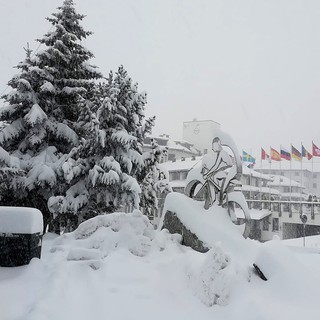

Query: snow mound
[52,210,181,260]
[189,244,244,306]
[67,248,103,261]
[160,192,256,264]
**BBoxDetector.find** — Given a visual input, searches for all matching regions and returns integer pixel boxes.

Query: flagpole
[290,144,292,204]
[260,150,262,207]
[269,147,271,212]
[300,142,303,202]
[279,145,282,195]
[300,142,303,213]
[249,149,252,206]
[312,141,314,194]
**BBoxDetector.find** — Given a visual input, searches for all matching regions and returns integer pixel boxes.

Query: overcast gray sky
[1,0,320,163]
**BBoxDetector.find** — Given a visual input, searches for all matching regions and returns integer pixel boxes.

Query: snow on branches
[0,1,159,232]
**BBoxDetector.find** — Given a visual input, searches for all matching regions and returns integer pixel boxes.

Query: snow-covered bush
[51,210,182,260]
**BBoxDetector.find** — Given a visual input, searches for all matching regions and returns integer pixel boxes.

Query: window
[203,149,208,154]
[171,171,180,180]
[280,171,284,176]
[272,218,279,231]
[295,172,299,176]
[313,183,317,189]
[263,218,269,231]
[181,171,188,180]
[313,174,317,179]
[157,139,167,146]
[283,186,290,192]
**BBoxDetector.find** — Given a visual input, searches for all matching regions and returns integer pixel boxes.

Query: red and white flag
[313,142,320,157]
[261,148,270,160]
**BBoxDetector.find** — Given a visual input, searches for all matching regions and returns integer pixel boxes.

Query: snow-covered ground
[1,197,320,320]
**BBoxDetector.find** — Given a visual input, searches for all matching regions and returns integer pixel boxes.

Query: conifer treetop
[46,0,92,41]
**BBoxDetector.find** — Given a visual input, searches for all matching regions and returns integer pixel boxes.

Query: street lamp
[300,213,307,247]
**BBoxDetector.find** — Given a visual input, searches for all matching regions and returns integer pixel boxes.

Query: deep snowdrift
[1,196,320,320]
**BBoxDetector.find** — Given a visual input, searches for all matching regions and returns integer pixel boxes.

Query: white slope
[1,198,320,320]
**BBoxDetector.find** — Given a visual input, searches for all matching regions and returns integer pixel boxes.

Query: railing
[246,199,320,220]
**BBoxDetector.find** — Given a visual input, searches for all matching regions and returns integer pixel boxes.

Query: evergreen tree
[0,0,102,232]
[48,66,156,229]
[35,0,102,126]
[140,138,171,219]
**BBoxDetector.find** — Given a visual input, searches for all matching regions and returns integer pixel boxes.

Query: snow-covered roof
[144,135,200,155]
[159,157,203,172]
[235,208,271,220]
[280,193,308,200]
[268,175,304,188]
[237,185,280,195]
[242,166,271,180]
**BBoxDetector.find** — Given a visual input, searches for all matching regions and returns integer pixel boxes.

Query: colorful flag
[291,145,302,161]
[261,148,270,161]
[302,145,312,160]
[242,150,256,163]
[270,148,281,161]
[312,142,320,157]
[280,146,291,161]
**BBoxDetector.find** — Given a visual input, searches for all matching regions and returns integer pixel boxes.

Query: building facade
[182,119,221,155]
[257,167,320,197]
[160,156,320,242]
[143,134,200,163]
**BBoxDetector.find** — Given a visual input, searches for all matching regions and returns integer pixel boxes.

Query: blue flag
[242,151,256,164]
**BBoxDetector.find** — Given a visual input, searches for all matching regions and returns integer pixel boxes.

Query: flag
[280,146,291,161]
[242,150,256,164]
[291,145,302,161]
[261,148,270,161]
[312,142,320,157]
[270,147,281,161]
[302,145,312,160]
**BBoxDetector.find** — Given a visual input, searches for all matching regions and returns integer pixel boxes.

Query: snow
[0,206,43,234]
[40,81,55,94]
[2,200,320,319]
[247,209,271,220]
[0,146,20,168]
[24,104,48,127]
[55,123,79,145]
[112,130,137,145]
[0,118,25,145]
[24,147,59,189]
[236,185,280,195]
[268,174,303,188]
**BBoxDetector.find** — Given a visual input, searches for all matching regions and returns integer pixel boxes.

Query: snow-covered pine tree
[36,0,102,126]
[0,0,102,232]
[48,66,156,229]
